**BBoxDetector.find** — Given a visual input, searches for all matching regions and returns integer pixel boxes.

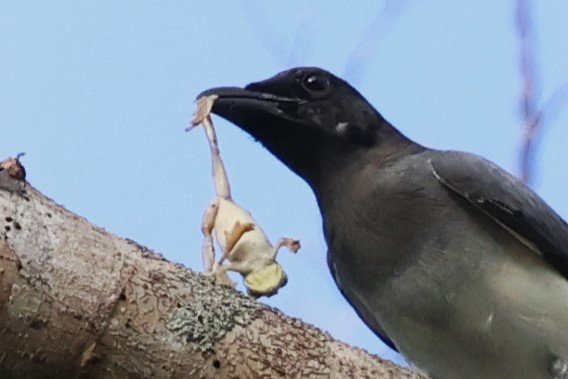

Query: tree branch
[343,0,409,85]
[519,84,568,185]
[516,0,568,185]
[0,164,423,379]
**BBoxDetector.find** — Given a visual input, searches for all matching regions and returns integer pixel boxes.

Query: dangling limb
[201,199,219,273]
[212,253,254,289]
[218,221,255,266]
[202,115,232,200]
[210,221,255,287]
[268,238,301,260]
[190,96,232,199]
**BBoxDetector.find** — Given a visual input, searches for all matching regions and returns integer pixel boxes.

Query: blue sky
[1,1,567,364]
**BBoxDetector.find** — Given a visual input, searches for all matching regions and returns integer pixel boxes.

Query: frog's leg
[209,221,255,288]
[201,198,219,273]
[218,221,255,266]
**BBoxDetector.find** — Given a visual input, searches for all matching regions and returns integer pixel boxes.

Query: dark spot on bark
[212,359,221,369]
[118,288,126,301]
[46,213,52,218]
[29,318,47,329]
[125,318,132,328]
[148,269,165,283]
[4,226,10,232]
[176,303,182,308]
[14,222,21,230]
[5,217,13,222]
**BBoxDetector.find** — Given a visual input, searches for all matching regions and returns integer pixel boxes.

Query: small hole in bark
[29,318,47,329]
[118,289,126,301]
[176,303,182,308]
[46,213,52,218]
[4,226,10,232]
[125,318,132,328]
[14,222,21,230]
[5,217,13,222]
[212,359,221,369]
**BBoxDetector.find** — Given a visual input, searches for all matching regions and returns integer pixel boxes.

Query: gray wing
[430,150,568,280]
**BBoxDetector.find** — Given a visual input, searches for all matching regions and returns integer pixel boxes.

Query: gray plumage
[324,149,568,379]
[199,67,568,379]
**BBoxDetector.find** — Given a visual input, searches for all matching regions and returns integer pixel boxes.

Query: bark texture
[0,169,425,379]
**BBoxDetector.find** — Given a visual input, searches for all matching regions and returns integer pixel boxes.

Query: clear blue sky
[1,1,567,364]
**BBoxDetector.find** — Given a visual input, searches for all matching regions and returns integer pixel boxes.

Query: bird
[197,67,568,379]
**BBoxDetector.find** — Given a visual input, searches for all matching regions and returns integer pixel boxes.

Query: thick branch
[0,170,423,379]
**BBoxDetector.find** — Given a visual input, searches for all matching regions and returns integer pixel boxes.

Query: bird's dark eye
[302,73,329,93]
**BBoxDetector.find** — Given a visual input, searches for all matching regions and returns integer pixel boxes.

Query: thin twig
[517,0,568,185]
[343,0,409,85]
[240,1,292,66]
[516,0,538,185]
[520,85,568,184]
[240,0,408,80]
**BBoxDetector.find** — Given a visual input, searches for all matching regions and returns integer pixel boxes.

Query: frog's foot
[268,238,301,260]
[279,238,301,253]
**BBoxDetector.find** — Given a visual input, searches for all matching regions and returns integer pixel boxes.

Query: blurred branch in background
[343,0,409,85]
[516,0,568,185]
[241,1,291,67]
[241,0,409,86]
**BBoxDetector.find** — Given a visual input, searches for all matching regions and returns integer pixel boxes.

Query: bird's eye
[302,73,329,93]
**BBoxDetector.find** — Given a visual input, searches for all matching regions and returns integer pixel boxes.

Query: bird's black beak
[196,86,303,127]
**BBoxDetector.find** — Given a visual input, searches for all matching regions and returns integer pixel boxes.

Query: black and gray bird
[198,67,568,379]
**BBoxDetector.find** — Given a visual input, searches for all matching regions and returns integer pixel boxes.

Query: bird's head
[199,67,413,189]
